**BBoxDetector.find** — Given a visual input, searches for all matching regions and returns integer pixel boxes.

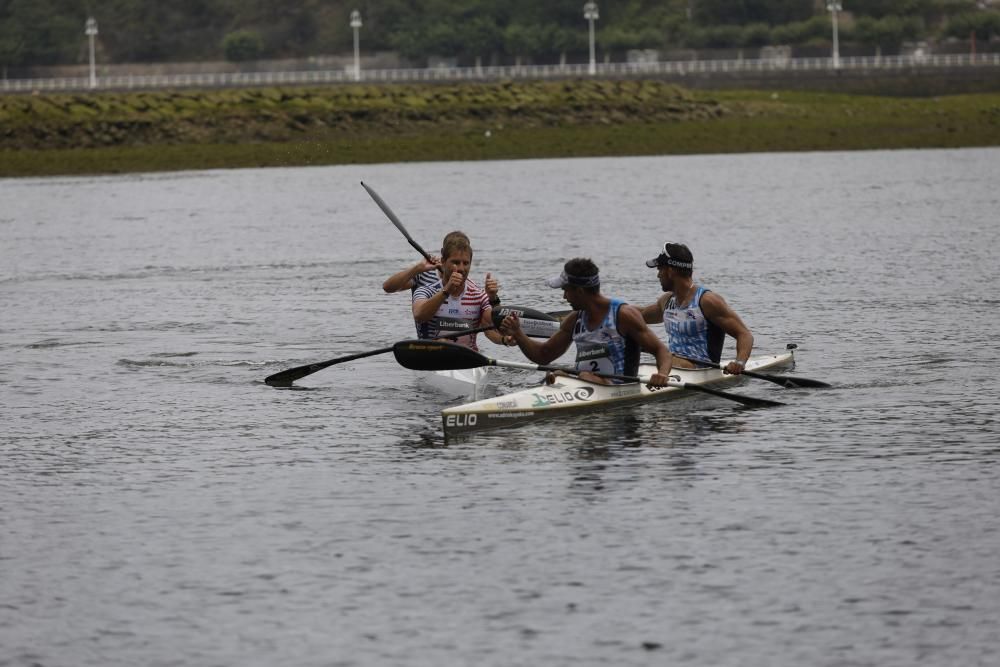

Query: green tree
[458,15,502,65]
[552,25,587,62]
[943,11,1000,41]
[694,0,813,25]
[771,16,830,45]
[599,26,641,52]
[740,23,771,48]
[0,0,82,66]
[637,27,665,50]
[0,21,26,71]
[222,29,263,62]
[503,23,533,64]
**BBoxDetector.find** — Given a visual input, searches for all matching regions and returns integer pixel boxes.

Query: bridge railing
[2,53,999,94]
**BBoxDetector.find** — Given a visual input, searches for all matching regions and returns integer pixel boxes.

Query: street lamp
[85,17,98,89]
[583,1,599,76]
[350,10,362,81]
[827,1,842,69]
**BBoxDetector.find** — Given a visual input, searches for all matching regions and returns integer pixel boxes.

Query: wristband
[732,359,746,367]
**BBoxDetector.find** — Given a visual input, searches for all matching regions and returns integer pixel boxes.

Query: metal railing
[2,52,999,94]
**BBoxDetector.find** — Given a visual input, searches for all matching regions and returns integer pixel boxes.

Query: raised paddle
[704,361,831,389]
[393,340,785,408]
[361,180,518,312]
[264,324,495,387]
[360,181,435,263]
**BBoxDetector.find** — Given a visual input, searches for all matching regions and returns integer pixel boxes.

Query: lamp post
[85,17,98,89]
[827,1,841,69]
[583,1,599,76]
[350,10,362,81]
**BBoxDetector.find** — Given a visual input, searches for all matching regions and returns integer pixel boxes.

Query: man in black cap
[640,242,753,375]
[499,257,672,386]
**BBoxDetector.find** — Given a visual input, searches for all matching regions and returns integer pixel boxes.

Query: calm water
[2,149,999,666]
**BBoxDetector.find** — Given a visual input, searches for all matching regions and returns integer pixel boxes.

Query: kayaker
[639,242,753,375]
[499,257,672,387]
[408,232,512,351]
[382,231,490,295]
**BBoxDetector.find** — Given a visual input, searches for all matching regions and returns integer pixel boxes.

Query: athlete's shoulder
[413,282,439,300]
[414,270,439,288]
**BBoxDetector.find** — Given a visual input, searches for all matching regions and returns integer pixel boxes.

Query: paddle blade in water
[776,375,831,389]
[744,370,831,389]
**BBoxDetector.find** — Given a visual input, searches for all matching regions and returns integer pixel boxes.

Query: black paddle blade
[773,375,831,389]
[264,346,395,387]
[682,382,785,408]
[743,369,830,389]
[393,340,489,371]
[265,365,318,387]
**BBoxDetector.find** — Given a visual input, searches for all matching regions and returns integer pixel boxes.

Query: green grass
[2,83,999,178]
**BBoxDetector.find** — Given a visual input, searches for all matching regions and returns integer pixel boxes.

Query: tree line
[2,0,998,71]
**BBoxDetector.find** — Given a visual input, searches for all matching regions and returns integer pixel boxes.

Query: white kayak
[419,367,491,399]
[441,349,795,435]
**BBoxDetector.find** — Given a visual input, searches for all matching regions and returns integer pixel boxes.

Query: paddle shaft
[265,324,495,386]
[703,361,831,389]
[360,181,434,262]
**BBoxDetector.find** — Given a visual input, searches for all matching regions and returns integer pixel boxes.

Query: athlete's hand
[646,373,670,388]
[723,360,745,375]
[418,256,441,273]
[484,272,500,303]
[499,313,522,338]
[445,269,465,296]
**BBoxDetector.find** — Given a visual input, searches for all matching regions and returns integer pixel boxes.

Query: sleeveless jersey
[412,277,490,350]
[662,285,724,364]
[572,298,639,380]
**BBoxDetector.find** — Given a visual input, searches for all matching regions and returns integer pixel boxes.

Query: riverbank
[2,79,999,177]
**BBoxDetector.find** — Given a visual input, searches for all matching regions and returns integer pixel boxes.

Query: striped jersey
[662,285,724,364]
[412,276,491,350]
[410,270,438,292]
[572,298,639,381]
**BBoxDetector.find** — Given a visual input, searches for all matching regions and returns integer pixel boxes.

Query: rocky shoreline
[1,79,998,177]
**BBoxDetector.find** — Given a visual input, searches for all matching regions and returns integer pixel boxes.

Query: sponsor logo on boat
[445,413,477,428]
[529,386,595,407]
[487,411,534,419]
[521,321,558,336]
[495,399,518,409]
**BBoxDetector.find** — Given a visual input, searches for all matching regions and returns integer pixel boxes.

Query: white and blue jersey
[572,298,639,381]
[662,285,724,365]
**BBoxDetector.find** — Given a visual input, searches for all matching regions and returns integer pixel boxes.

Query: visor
[545,270,601,289]
[645,243,694,269]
